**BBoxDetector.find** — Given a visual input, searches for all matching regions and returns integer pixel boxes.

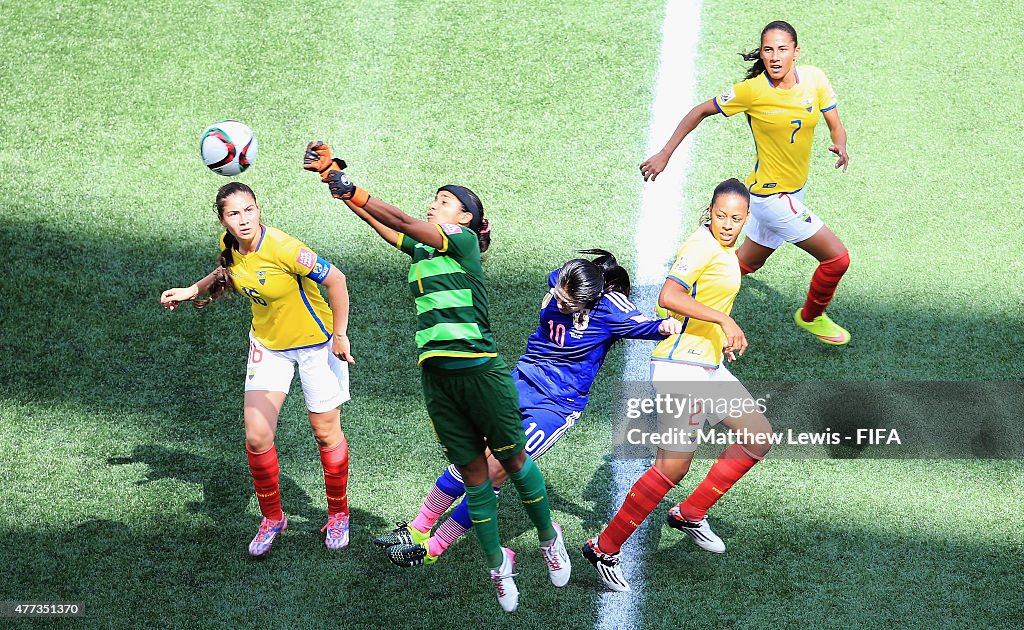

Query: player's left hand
[332,333,356,365]
[658,317,682,336]
[305,141,349,182]
[829,144,849,171]
[640,151,670,182]
[303,140,333,173]
[160,286,198,310]
[720,316,747,360]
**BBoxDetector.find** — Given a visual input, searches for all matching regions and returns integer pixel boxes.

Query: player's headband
[437,185,484,233]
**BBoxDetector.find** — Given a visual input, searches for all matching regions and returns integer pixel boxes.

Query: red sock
[598,466,675,554]
[801,250,850,321]
[739,259,757,276]
[678,444,762,522]
[247,444,284,520]
[319,433,350,515]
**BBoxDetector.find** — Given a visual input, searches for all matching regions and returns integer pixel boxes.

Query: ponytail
[578,248,631,298]
[740,49,766,81]
[193,233,235,309]
[477,217,492,253]
[740,20,798,80]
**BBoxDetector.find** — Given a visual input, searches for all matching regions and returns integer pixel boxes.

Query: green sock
[508,455,557,542]
[464,480,503,568]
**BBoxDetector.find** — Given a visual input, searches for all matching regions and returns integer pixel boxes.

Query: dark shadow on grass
[731,274,1024,382]
[636,507,1024,629]
[5,215,1021,470]
[4,501,1021,628]
[5,214,1018,437]
[503,453,619,542]
[107,444,326,524]
[3,515,597,630]
[4,216,1024,627]
[354,454,614,561]
[0,216,558,440]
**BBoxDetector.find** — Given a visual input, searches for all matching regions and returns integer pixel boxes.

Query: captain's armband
[309,257,332,283]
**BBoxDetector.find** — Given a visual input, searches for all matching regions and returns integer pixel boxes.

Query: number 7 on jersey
[789,119,802,143]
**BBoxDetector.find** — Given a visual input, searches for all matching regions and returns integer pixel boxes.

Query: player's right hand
[640,151,669,182]
[160,286,198,310]
[325,169,356,201]
[658,317,683,336]
[303,140,333,173]
[720,316,747,360]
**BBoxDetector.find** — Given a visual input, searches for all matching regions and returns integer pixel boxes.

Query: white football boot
[489,547,520,613]
[667,506,726,553]
[541,521,572,587]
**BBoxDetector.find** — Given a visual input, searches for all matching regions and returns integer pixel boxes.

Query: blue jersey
[514,270,666,412]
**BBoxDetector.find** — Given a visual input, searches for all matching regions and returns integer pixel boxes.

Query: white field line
[597,1,702,628]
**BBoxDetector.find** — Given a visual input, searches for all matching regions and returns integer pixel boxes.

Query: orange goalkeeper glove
[303,140,347,182]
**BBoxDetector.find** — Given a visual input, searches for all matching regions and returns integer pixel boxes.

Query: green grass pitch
[1,0,1021,628]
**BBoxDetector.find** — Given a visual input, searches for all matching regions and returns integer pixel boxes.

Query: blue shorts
[513,372,581,459]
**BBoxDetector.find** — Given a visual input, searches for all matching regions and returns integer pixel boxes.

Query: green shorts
[421,356,526,467]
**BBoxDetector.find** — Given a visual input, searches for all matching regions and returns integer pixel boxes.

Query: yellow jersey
[714,65,838,196]
[652,226,740,369]
[222,225,335,351]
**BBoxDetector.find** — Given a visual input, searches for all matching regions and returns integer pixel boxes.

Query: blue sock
[450,498,473,529]
[436,466,465,498]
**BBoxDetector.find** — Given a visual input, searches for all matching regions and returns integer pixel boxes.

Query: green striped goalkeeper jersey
[396,223,497,366]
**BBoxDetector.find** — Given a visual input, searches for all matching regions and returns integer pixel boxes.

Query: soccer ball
[199,120,258,176]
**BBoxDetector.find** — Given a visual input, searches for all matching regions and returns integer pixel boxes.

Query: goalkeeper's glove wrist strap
[319,158,348,181]
[350,187,370,208]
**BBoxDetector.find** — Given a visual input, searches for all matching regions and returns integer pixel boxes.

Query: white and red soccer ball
[200,120,258,176]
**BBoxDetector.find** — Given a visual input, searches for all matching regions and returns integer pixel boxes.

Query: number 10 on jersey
[547,320,566,347]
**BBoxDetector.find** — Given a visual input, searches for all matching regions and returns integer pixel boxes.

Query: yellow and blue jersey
[714,65,838,196]
[222,225,335,351]
[652,226,741,369]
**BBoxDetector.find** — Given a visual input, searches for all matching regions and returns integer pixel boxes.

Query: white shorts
[245,333,351,413]
[650,360,757,453]
[744,188,824,250]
